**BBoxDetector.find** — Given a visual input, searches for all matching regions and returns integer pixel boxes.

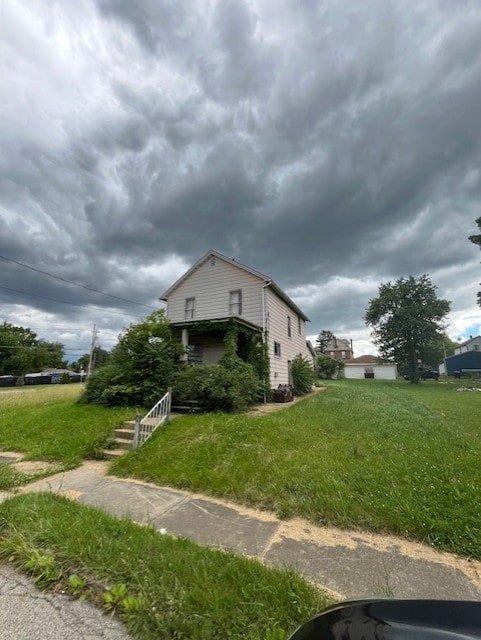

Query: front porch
[171,317,264,367]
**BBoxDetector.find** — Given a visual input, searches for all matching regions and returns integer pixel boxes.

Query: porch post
[180,328,189,362]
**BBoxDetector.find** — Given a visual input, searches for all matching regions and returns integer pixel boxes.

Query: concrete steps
[103,420,136,460]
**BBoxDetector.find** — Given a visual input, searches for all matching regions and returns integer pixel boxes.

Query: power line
[0,284,144,318]
[0,254,157,310]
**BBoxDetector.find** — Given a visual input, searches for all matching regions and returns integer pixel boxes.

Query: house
[454,336,481,355]
[160,250,314,388]
[324,337,354,361]
[438,335,481,375]
[344,355,398,380]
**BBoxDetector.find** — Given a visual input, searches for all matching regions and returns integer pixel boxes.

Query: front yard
[111,379,481,560]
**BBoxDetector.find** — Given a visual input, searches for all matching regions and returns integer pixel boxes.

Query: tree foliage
[70,347,111,374]
[315,353,343,379]
[365,275,450,383]
[80,310,183,406]
[469,216,481,307]
[314,330,334,354]
[0,322,66,376]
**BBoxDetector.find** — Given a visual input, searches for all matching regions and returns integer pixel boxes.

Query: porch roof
[169,316,263,333]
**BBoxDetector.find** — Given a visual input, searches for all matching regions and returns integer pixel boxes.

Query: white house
[454,336,481,355]
[344,355,398,380]
[160,250,314,388]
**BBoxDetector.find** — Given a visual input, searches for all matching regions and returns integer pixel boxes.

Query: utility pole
[87,323,98,378]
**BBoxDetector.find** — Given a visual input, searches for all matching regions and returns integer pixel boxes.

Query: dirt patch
[12,460,60,474]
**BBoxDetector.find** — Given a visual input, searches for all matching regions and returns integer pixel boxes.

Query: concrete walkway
[20,461,481,601]
[1,460,481,638]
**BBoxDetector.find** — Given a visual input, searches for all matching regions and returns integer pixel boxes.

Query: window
[341,351,346,359]
[287,316,291,337]
[229,289,242,315]
[274,341,281,357]
[184,297,195,319]
[298,316,302,335]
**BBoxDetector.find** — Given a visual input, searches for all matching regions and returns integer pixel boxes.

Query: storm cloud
[1,0,481,358]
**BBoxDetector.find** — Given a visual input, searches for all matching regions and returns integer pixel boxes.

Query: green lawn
[111,379,481,559]
[0,385,137,486]
[0,493,329,640]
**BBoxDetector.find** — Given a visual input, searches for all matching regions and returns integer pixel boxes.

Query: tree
[469,217,481,307]
[0,322,66,375]
[81,310,183,406]
[365,275,450,383]
[315,330,334,354]
[315,353,344,379]
[71,347,111,373]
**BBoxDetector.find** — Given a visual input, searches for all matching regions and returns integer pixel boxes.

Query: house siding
[265,288,312,387]
[454,336,481,354]
[166,258,264,327]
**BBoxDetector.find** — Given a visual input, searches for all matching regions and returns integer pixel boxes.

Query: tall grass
[0,385,136,466]
[111,380,481,559]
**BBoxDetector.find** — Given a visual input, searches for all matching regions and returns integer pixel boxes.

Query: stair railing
[133,389,171,449]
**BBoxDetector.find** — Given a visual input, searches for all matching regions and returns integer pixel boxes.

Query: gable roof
[160,249,310,321]
[456,336,481,348]
[345,355,380,364]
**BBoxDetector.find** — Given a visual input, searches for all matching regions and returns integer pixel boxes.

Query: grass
[0,493,330,639]
[0,385,138,485]
[111,379,481,560]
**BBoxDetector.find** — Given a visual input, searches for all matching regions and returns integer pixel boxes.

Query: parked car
[420,369,440,380]
[403,369,439,380]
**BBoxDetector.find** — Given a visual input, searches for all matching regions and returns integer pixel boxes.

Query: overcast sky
[2,0,481,360]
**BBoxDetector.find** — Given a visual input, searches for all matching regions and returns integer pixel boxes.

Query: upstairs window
[274,341,281,357]
[184,297,195,319]
[229,289,242,315]
[287,315,292,338]
[298,316,302,335]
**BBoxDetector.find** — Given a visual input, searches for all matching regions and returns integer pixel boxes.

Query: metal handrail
[133,390,171,448]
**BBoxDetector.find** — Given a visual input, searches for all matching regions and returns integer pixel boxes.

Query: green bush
[171,362,260,412]
[79,311,183,407]
[315,354,340,379]
[291,355,315,395]
[59,373,71,384]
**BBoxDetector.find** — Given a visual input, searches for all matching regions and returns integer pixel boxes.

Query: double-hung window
[229,289,242,315]
[287,316,292,338]
[184,297,195,319]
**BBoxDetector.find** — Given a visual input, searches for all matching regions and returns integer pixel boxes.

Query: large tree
[469,216,481,307]
[0,322,66,376]
[365,275,450,383]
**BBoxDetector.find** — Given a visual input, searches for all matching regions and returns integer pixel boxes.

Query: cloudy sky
[2,0,481,360]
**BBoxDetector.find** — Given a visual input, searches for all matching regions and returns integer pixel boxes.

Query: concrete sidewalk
[21,461,481,601]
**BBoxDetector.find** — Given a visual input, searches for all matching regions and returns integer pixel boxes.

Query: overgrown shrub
[291,355,315,395]
[59,372,71,384]
[79,311,183,407]
[316,354,340,379]
[171,361,261,413]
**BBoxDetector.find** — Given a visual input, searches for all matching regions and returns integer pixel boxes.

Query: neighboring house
[324,337,354,361]
[439,351,481,376]
[160,250,314,388]
[344,355,398,380]
[454,336,481,355]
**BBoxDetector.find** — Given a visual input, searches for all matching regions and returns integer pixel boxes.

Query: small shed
[344,355,398,380]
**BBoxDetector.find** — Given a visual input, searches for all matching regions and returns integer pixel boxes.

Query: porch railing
[133,390,171,449]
